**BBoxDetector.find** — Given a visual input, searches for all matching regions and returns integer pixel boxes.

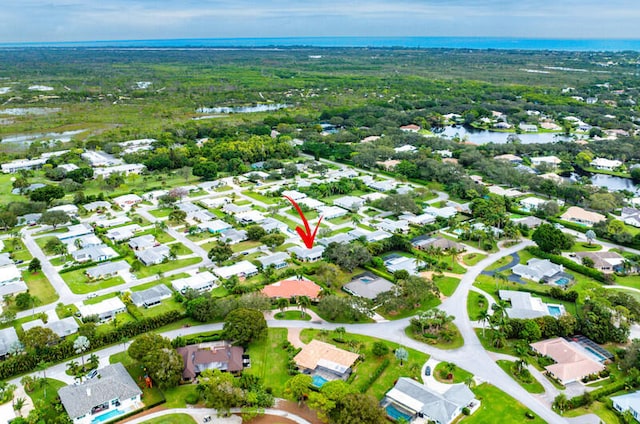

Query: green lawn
[300,328,429,400]
[274,310,311,321]
[35,235,57,251]
[433,362,473,384]
[136,229,175,244]
[242,190,278,204]
[23,270,59,306]
[230,240,262,253]
[168,242,192,256]
[563,399,622,423]
[137,298,185,318]
[467,291,489,321]
[62,269,125,294]
[485,256,512,272]
[27,378,67,405]
[461,383,545,423]
[434,276,461,297]
[463,253,487,266]
[84,292,119,305]
[162,385,200,409]
[566,242,603,252]
[140,414,197,424]
[496,360,544,394]
[244,328,291,397]
[135,257,202,278]
[149,208,173,218]
[3,238,33,262]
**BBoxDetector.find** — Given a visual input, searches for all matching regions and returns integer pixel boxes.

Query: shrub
[372,341,390,356]
[185,392,199,404]
[462,407,470,416]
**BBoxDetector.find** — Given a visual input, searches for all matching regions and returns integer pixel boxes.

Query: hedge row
[525,246,610,283]
[0,310,184,380]
[567,381,626,409]
[359,358,390,393]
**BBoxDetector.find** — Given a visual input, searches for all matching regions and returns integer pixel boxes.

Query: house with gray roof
[261,217,288,233]
[343,272,395,300]
[220,229,248,245]
[58,363,142,424]
[22,317,79,339]
[333,196,364,211]
[499,290,565,319]
[257,252,290,270]
[130,284,172,308]
[621,207,640,228]
[0,327,19,359]
[512,258,567,284]
[85,260,131,280]
[348,228,392,242]
[135,245,170,266]
[383,377,477,424]
[318,232,355,246]
[83,201,111,212]
[128,234,157,250]
[105,224,141,242]
[611,391,640,422]
[288,245,325,262]
[197,219,232,234]
[72,245,118,263]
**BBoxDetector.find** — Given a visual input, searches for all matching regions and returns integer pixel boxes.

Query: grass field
[434,275,461,297]
[244,328,291,397]
[140,414,197,424]
[496,360,545,394]
[23,270,59,306]
[463,253,487,266]
[135,257,202,278]
[461,383,545,423]
[433,361,473,384]
[274,310,311,321]
[3,238,33,262]
[467,291,489,321]
[62,269,125,294]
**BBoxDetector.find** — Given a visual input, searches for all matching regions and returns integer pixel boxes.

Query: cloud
[1,0,639,43]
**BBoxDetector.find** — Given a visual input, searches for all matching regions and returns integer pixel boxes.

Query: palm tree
[37,360,50,399]
[20,376,36,393]
[494,271,508,292]
[276,297,289,314]
[443,362,457,380]
[88,353,100,370]
[350,214,361,226]
[74,336,90,370]
[478,309,491,338]
[66,360,79,376]
[13,397,26,417]
[334,326,346,342]
[298,296,311,317]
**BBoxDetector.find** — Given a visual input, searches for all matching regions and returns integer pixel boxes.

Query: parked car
[425,366,431,376]
[87,370,99,379]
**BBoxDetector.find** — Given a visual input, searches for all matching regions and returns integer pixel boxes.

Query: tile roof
[294,340,359,371]
[261,278,322,299]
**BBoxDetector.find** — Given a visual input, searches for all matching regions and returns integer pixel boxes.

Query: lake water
[1,129,85,145]
[196,104,288,114]
[436,126,575,145]
[568,171,639,193]
[0,107,60,116]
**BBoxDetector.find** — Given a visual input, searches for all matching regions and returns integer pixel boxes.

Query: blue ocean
[1,37,640,51]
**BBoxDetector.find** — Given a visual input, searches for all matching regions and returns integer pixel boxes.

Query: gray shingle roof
[130,284,172,307]
[59,363,142,419]
[0,327,19,357]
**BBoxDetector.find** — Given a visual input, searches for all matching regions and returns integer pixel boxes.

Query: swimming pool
[547,305,563,317]
[312,375,329,388]
[386,404,413,422]
[584,346,608,363]
[92,409,124,423]
[555,278,570,286]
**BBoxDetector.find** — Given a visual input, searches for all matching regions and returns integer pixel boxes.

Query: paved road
[124,406,312,424]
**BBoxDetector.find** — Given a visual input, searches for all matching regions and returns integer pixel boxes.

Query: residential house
[171,272,217,294]
[17,212,42,226]
[333,196,365,211]
[384,254,420,275]
[113,194,142,209]
[611,392,640,422]
[499,290,565,319]
[512,259,569,284]
[435,149,453,158]
[135,245,171,266]
[343,272,395,300]
[220,229,248,245]
[93,216,131,228]
[261,277,322,300]
[128,234,157,250]
[81,150,122,167]
[382,377,477,424]
[401,213,436,226]
[177,201,202,215]
[519,123,538,132]
[375,218,410,234]
[261,218,288,233]
[130,284,172,308]
[105,224,141,242]
[367,179,397,192]
[411,236,465,252]
[57,223,93,241]
[85,261,131,280]
[318,233,355,246]
[65,234,103,252]
[288,245,325,262]
[142,190,168,203]
[493,154,522,164]
[237,210,266,225]
[318,206,348,220]
[400,124,421,132]
[297,197,325,210]
[177,341,245,381]
[257,252,290,270]
[281,190,307,201]
[487,186,524,198]
[0,253,22,286]
[197,219,232,234]
[22,317,79,339]
[519,197,547,212]
[200,197,231,209]
[222,203,251,215]
[531,156,562,167]
[574,251,624,273]
[78,298,126,322]
[72,245,118,263]
[622,207,640,228]
[424,206,458,219]
[58,363,142,424]
[530,338,605,385]
[188,210,216,224]
[1,157,47,173]
[83,201,111,212]
[348,228,392,243]
[591,158,623,171]
[294,340,359,384]
[93,164,145,178]
[213,260,259,280]
[512,216,544,229]
[48,204,79,218]
[0,327,19,359]
[560,206,606,226]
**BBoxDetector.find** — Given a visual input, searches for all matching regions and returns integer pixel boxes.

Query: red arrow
[283,195,323,249]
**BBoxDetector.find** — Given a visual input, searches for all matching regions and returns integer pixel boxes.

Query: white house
[113,194,142,209]
[611,392,640,422]
[171,272,217,294]
[531,156,562,167]
[58,363,142,424]
[375,218,410,234]
[213,260,258,280]
[622,207,640,228]
[135,245,171,265]
[333,196,365,211]
[318,205,348,220]
[198,219,233,234]
[591,157,622,171]
[78,297,126,322]
[288,245,325,262]
[1,158,47,173]
[93,164,145,178]
[48,204,79,217]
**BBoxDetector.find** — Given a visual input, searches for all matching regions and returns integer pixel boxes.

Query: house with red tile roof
[261,278,322,300]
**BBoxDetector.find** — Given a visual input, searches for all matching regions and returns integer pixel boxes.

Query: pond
[0,107,61,116]
[196,103,289,114]
[436,125,575,145]
[1,129,86,145]
[567,170,639,193]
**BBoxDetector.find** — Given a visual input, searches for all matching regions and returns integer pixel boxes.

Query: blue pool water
[92,409,124,423]
[584,346,608,363]
[547,305,562,317]
[555,278,570,286]
[312,375,329,388]
[386,404,413,422]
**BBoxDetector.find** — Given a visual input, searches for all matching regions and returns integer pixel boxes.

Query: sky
[1,0,639,43]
